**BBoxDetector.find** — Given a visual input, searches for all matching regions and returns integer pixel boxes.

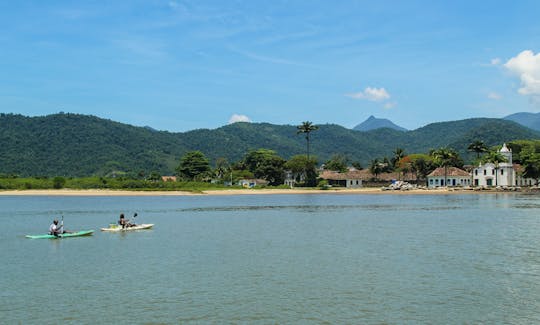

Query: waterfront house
[319,169,363,188]
[472,143,516,187]
[427,167,471,188]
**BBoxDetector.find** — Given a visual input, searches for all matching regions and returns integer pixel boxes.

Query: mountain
[353,115,407,132]
[1,113,539,177]
[504,112,540,131]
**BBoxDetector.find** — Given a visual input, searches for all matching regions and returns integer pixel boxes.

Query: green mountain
[504,112,540,131]
[1,113,539,177]
[353,115,407,131]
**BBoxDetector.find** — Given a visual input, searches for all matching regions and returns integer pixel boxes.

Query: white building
[427,167,471,188]
[472,143,516,187]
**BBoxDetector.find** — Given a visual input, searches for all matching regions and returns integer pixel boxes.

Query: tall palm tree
[392,147,405,168]
[468,140,488,160]
[431,147,458,187]
[297,121,319,160]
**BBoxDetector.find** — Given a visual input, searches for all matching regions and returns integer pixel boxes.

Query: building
[319,170,363,188]
[427,167,471,188]
[161,176,177,182]
[472,143,516,187]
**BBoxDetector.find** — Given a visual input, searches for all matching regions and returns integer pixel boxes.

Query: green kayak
[25,230,94,239]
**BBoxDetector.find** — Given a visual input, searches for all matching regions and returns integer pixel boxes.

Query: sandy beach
[0,187,498,196]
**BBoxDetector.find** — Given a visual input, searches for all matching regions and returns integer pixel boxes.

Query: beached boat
[26,230,94,239]
[100,224,154,232]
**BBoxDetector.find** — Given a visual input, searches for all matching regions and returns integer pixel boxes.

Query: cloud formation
[228,114,251,124]
[347,87,390,102]
[504,50,540,96]
[491,58,501,66]
[488,92,502,100]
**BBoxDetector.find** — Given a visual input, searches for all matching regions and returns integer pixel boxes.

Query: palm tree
[392,147,405,168]
[468,140,488,160]
[297,121,319,160]
[482,150,507,186]
[431,147,458,187]
[369,159,383,180]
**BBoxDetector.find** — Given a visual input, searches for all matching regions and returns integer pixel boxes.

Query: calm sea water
[1,193,540,324]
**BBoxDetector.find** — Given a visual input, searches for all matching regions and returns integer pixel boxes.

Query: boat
[25,230,94,239]
[100,224,154,232]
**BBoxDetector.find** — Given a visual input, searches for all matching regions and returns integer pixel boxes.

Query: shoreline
[0,187,518,196]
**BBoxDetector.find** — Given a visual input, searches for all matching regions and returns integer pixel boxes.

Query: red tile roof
[427,167,469,177]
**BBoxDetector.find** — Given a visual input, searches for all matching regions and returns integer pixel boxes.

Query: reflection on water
[1,193,540,323]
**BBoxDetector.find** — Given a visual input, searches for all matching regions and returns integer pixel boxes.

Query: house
[161,176,177,182]
[319,169,363,188]
[238,178,268,188]
[427,167,471,188]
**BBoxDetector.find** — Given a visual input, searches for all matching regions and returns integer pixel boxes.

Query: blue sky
[1,1,540,132]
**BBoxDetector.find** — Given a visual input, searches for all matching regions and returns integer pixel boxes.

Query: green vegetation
[0,176,235,192]
[1,113,540,181]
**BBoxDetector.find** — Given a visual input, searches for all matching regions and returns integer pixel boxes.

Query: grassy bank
[0,176,245,192]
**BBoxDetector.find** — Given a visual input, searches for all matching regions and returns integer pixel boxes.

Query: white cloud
[491,58,501,66]
[347,87,390,102]
[384,101,397,109]
[228,114,251,124]
[488,92,502,100]
[504,50,540,96]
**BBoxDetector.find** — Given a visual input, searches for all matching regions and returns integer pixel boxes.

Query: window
[501,169,504,175]
[484,170,486,175]
[475,170,478,175]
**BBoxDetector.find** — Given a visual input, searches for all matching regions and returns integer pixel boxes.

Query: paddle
[57,215,64,238]
[131,212,138,226]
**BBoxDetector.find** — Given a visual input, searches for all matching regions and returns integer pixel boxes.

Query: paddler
[49,219,64,236]
[118,213,136,228]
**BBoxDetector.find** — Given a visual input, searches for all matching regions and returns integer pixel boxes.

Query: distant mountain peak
[353,116,407,132]
[503,112,540,131]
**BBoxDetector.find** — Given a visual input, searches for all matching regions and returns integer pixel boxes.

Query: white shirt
[49,223,61,234]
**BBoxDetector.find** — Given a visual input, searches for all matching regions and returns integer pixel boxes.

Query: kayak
[100,224,154,232]
[25,230,94,239]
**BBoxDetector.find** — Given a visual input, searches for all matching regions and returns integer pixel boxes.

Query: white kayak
[100,224,154,232]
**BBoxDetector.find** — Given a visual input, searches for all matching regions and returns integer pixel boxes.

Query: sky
[1,1,540,132]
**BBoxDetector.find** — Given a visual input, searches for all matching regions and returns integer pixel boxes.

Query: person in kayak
[118,214,136,228]
[49,219,65,236]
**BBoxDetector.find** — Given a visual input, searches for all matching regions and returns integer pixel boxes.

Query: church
[472,143,516,187]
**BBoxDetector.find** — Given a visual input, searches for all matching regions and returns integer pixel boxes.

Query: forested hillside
[1,113,539,177]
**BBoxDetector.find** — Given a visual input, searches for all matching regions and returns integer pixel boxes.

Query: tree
[468,140,488,160]
[52,176,66,189]
[430,147,462,187]
[297,121,319,160]
[369,159,383,180]
[214,157,230,180]
[284,155,318,187]
[407,154,434,185]
[176,151,211,181]
[325,154,348,172]
[391,147,405,168]
[148,171,161,182]
[521,147,540,184]
[243,149,286,186]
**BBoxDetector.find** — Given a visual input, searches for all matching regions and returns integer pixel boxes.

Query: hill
[504,112,540,131]
[0,113,539,177]
[353,115,407,131]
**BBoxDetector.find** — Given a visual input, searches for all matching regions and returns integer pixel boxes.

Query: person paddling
[49,219,64,237]
[118,213,136,228]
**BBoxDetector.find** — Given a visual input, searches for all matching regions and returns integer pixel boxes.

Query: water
[2,193,540,324]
